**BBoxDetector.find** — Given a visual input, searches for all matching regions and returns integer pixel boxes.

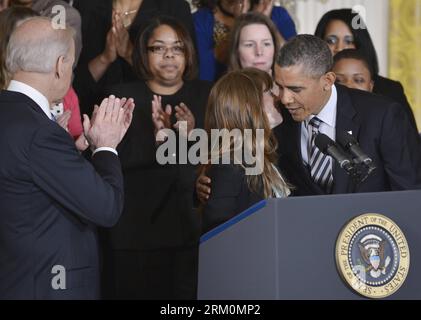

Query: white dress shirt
[7,80,117,156]
[300,85,338,166]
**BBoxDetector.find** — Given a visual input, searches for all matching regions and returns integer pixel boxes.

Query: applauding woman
[101,16,211,300]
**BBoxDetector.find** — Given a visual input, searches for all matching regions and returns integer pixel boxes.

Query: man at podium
[196,35,421,228]
[273,35,421,196]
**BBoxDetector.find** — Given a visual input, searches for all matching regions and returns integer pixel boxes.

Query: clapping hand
[174,103,195,138]
[112,11,134,65]
[75,134,89,152]
[152,95,172,142]
[101,26,118,65]
[56,110,72,132]
[100,11,134,66]
[196,174,211,204]
[83,95,135,150]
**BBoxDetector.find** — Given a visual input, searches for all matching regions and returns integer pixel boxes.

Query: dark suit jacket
[202,164,264,234]
[0,91,124,299]
[373,75,418,132]
[275,85,421,196]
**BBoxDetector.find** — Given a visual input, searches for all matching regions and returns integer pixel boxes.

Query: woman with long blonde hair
[201,68,289,233]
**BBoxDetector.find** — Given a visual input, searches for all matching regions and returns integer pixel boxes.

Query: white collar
[307,84,337,127]
[7,80,53,120]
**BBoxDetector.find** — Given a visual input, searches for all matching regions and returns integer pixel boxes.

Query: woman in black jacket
[100,16,211,299]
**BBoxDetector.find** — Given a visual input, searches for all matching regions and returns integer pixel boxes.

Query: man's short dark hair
[276,34,333,78]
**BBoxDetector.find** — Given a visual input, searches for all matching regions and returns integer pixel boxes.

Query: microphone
[336,131,370,164]
[314,133,354,173]
[336,131,376,175]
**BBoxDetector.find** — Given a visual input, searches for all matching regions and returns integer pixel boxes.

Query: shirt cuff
[92,147,118,156]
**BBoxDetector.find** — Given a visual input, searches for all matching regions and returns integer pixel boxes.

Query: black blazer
[0,91,124,299]
[101,80,212,250]
[73,0,196,116]
[202,164,264,234]
[275,84,421,196]
[373,75,418,132]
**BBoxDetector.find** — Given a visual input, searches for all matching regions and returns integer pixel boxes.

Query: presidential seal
[336,213,410,299]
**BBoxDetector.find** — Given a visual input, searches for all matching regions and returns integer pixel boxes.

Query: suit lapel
[332,85,360,194]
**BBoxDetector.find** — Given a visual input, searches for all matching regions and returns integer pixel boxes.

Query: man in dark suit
[273,34,421,196]
[196,35,421,202]
[0,17,134,299]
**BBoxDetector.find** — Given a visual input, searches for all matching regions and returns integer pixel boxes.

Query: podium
[198,190,421,300]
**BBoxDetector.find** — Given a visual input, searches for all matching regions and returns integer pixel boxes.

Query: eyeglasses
[147,45,185,56]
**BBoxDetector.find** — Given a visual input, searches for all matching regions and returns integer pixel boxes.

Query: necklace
[113,0,141,28]
[122,9,138,16]
[121,9,138,27]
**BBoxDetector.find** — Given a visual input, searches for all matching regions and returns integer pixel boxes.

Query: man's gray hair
[6,17,75,74]
[276,34,333,78]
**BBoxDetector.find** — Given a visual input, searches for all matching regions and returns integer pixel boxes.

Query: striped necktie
[309,117,333,193]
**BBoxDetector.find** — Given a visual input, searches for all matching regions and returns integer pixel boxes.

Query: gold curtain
[389,0,421,129]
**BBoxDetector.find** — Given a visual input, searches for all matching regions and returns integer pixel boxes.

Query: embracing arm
[202,164,244,233]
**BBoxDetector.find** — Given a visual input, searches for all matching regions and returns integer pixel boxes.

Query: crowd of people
[1,0,420,300]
